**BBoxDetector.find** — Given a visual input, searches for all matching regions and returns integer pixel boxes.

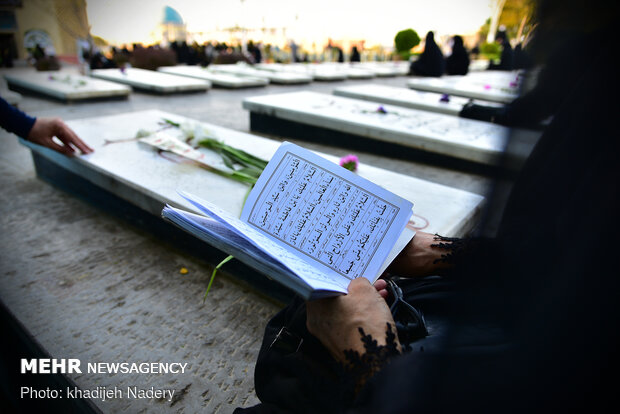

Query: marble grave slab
[316,63,376,79]
[358,62,409,77]
[3,71,131,101]
[157,65,268,88]
[469,59,492,71]
[407,76,519,103]
[333,84,503,116]
[256,63,375,80]
[22,109,484,245]
[446,70,539,94]
[210,64,312,84]
[453,70,522,86]
[253,63,343,81]
[302,66,348,81]
[90,67,210,93]
[243,91,540,167]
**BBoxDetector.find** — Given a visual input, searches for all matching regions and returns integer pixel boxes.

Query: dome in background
[162,6,183,25]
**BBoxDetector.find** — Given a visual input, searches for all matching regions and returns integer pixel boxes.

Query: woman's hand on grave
[386,231,455,278]
[306,277,400,364]
[27,117,94,156]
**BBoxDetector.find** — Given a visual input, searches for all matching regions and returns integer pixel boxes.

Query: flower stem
[204,255,235,301]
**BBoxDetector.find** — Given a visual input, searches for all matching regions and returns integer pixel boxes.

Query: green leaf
[198,138,269,170]
[219,152,236,170]
[162,118,181,127]
[237,166,263,178]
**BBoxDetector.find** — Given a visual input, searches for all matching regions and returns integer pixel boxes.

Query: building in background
[159,5,186,46]
[0,0,89,65]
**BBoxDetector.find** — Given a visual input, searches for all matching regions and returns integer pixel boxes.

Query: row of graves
[5,60,544,412]
[11,61,540,301]
[2,61,411,101]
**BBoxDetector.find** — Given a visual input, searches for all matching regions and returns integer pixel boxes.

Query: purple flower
[120,66,127,74]
[483,84,491,90]
[376,105,387,114]
[509,81,518,88]
[339,154,359,172]
[439,94,450,102]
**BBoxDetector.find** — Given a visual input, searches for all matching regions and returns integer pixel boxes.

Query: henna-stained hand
[306,278,400,364]
[387,231,455,278]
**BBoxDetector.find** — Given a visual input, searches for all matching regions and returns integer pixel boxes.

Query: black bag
[235,276,455,414]
[459,101,506,123]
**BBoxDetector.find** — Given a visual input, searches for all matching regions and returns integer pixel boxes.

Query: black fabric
[463,30,601,130]
[238,6,620,412]
[458,102,505,124]
[348,29,620,414]
[233,296,348,414]
[409,31,445,77]
[0,96,36,138]
[513,43,533,70]
[495,31,595,128]
[234,296,345,414]
[236,276,457,414]
[487,37,514,71]
[445,35,470,75]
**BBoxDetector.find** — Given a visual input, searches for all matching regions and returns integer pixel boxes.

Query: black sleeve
[0,97,36,139]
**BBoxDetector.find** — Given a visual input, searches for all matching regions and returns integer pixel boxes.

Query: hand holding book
[162,142,415,299]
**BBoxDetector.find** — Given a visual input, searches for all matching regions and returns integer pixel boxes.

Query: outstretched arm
[26,117,93,156]
[1,97,93,156]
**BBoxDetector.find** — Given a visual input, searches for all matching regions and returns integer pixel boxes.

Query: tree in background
[477,0,535,60]
[482,0,535,43]
[394,28,420,60]
[498,0,535,42]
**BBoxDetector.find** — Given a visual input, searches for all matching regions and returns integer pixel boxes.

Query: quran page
[241,142,414,285]
[171,142,414,298]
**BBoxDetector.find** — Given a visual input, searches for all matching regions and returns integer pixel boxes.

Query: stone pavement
[0,62,493,413]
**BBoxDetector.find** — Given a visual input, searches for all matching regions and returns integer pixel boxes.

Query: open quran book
[162,142,415,300]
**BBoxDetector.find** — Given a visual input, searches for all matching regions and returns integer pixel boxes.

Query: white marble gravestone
[305,66,348,81]
[355,62,400,77]
[243,91,540,166]
[3,71,131,101]
[254,63,287,72]
[317,63,376,79]
[359,61,409,76]
[90,67,210,93]
[455,70,522,86]
[210,64,312,84]
[340,66,376,79]
[469,59,492,71]
[254,63,345,81]
[157,65,268,88]
[333,84,503,116]
[255,63,374,80]
[407,76,519,103]
[21,109,484,238]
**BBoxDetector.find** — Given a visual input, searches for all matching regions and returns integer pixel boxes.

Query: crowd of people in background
[410,28,532,77]
[83,39,360,72]
[78,28,531,80]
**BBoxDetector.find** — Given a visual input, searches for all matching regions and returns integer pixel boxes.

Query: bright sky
[87,0,493,48]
